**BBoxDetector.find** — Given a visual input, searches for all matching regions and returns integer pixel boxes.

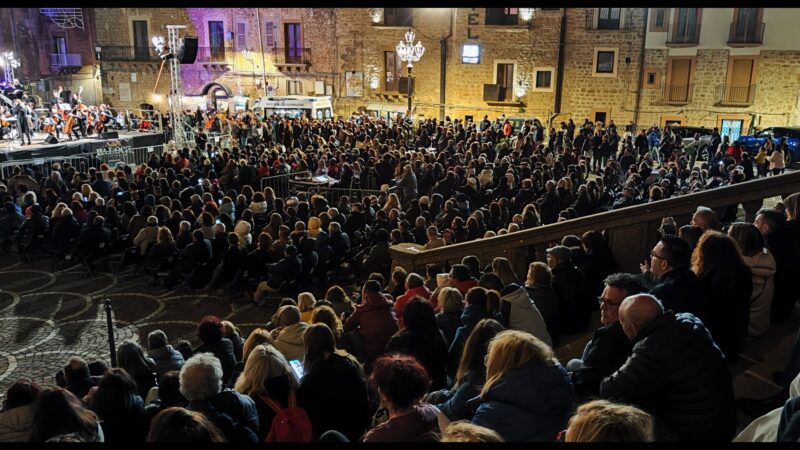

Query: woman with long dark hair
[385,298,449,391]
[30,388,103,442]
[117,340,158,400]
[427,319,504,421]
[297,323,372,442]
[89,368,147,442]
[692,231,753,361]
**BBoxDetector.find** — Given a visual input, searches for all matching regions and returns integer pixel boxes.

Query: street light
[396,29,425,120]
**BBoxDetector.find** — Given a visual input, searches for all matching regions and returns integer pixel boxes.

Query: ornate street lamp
[396,29,425,120]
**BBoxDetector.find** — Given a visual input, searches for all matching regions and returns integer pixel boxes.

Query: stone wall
[638,48,800,131]
[334,8,563,122]
[560,8,647,128]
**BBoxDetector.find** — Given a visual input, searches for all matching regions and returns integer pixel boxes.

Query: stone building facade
[0,8,100,105]
[639,8,800,137]
[93,8,337,113]
[560,8,647,129]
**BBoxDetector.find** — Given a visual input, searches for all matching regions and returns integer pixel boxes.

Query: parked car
[738,127,800,165]
[670,126,714,160]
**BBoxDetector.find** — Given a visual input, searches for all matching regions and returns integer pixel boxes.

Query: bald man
[599,294,736,442]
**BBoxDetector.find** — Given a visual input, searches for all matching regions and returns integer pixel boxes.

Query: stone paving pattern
[0,249,796,433]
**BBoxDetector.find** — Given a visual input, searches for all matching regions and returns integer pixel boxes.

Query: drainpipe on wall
[552,8,567,124]
[255,8,268,96]
[632,8,649,130]
[439,8,455,122]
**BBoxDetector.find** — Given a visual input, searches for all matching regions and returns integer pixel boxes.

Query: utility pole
[255,8,268,96]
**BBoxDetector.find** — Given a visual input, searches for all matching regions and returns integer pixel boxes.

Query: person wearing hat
[270,306,309,362]
[133,216,160,255]
[498,283,552,346]
[547,245,593,334]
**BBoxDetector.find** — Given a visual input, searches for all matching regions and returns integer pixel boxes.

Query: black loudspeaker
[44,134,58,144]
[100,131,119,139]
[177,37,198,64]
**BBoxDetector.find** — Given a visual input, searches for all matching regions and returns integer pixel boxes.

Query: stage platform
[0,131,166,163]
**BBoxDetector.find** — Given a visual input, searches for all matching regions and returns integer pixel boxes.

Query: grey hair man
[179,352,260,442]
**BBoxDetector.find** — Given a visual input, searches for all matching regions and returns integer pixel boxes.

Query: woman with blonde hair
[383,192,401,213]
[564,399,654,442]
[297,292,316,323]
[440,421,503,442]
[233,344,297,441]
[491,257,519,288]
[435,287,464,346]
[470,330,574,441]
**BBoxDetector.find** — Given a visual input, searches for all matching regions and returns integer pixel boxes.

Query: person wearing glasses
[642,235,709,322]
[567,273,646,400]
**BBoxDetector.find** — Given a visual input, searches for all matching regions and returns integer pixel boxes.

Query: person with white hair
[133,216,159,254]
[179,353,259,442]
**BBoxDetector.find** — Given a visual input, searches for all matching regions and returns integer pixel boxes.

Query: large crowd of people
[0,110,799,442]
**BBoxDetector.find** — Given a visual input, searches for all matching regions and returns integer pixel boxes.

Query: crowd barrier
[0,144,163,181]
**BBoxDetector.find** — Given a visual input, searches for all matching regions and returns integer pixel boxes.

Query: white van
[253,95,333,120]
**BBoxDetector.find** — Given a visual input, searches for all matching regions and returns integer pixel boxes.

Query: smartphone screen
[197,178,204,185]
[217,198,223,205]
[289,359,304,381]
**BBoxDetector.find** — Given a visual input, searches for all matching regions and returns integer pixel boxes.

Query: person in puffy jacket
[600,294,736,442]
[468,330,575,441]
[0,379,40,442]
[270,306,309,362]
[146,330,185,378]
[728,223,776,338]
[498,284,551,346]
[343,280,399,363]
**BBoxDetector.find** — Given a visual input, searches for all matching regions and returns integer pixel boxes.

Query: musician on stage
[67,102,87,141]
[52,86,65,107]
[11,99,32,146]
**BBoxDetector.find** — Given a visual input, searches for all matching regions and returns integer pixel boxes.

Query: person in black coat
[206,233,244,294]
[646,236,710,322]
[385,298,449,391]
[49,208,81,253]
[327,222,350,266]
[248,245,302,304]
[568,273,646,399]
[193,315,238,387]
[547,245,593,335]
[600,295,737,442]
[74,216,111,259]
[297,324,373,442]
[538,180,560,225]
[164,229,212,289]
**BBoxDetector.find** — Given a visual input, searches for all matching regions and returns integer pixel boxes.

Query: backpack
[261,390,313,442]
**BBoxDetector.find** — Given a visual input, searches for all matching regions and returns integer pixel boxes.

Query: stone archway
[200,82,233,109]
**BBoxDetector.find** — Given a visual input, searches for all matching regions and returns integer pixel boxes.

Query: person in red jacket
[431,264,478,311]
[343,280,399,364]
[394,273,432,329]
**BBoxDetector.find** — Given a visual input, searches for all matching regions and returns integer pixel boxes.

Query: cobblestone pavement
[0,246,797,434]
[0,252,280,400]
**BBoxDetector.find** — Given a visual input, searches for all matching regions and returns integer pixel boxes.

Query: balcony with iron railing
[666,31,700,47]
[728,22,764,46]
[585,9,633,31]
[651,83,695,105]
[717,84,757,106]
[50,53,82,69]
[98,46,159,62]
[195,46,235,65]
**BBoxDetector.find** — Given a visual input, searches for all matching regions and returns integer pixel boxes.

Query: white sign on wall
[131,72,137,82]
[118,83,131,102]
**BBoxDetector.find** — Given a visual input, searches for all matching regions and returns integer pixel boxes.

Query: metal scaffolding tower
[167,25,192,149]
